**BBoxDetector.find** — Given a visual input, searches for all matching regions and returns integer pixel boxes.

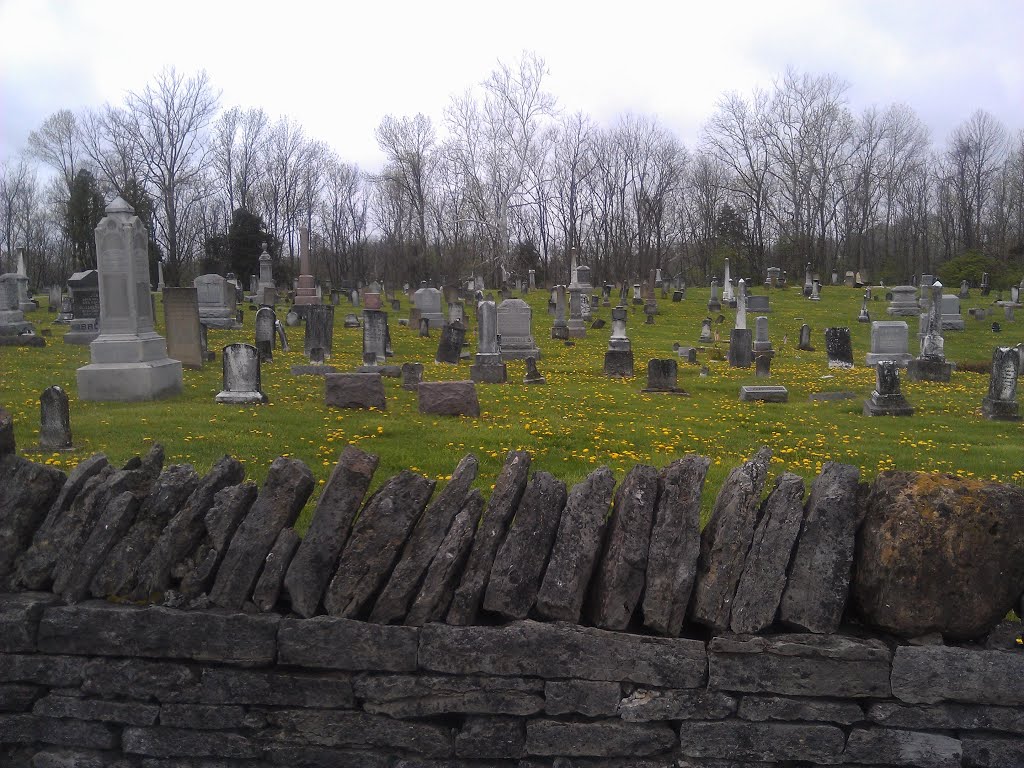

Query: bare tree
[945,109,1008,251]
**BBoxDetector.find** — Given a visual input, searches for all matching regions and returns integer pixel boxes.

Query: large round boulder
[852,471,1024,641]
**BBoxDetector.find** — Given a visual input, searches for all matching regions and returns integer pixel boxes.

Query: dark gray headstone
[824,327,854,368]
[255,307,276,362]
[728,329,753,368]
[435,321,467,364]
[304,305,334,361]
[39,385,72,451]
[215,344,267,404]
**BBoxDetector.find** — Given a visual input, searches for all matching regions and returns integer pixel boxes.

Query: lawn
[1,282,1021,531]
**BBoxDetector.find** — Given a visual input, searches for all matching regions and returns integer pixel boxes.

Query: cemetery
[1,223,1024,768]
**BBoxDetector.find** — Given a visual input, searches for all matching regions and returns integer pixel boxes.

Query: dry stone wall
[1,411,1024,766]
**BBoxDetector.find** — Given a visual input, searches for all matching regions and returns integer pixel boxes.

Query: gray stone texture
[406,490,484,627]
[853,470,1024,641]
[370,454,478,624]
[729,472,806,634]
[251,527,300,612]
[354,674,542,718]
[691,447,772,631]
[0,455,65,588]
[278,615,419,672]
[677,721,845,763]
[483,471,567,620]
[417,380,480,417]
[709,633,892,698]
[325,373,386,410]
[739,695,863,724]
[526,719,677,757]
[642,456,709,636]
[264,708,453,757]
[284,445,378,618]
[456,715,526,759]
[843,727,962,768]
[54,491,140,603]
[618,689,737,722]
[447,450,531,625]
[779,461,861,633]
[209,457,314,610]
[891,645,1024,705]
[419,620,707,688]
[589,464,659,630]
[535,466,615,624]
[324,471,436,618]
[544,680,622,717]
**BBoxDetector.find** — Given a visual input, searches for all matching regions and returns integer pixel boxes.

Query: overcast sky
[2,0,1022,172]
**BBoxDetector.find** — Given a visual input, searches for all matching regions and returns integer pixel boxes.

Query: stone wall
[1,411,1024,766]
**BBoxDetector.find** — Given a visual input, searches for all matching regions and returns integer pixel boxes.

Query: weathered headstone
[214,344,267,404]
[728,329,752,368]
[255,307,276,362]
[643,359,685,394]
[56,294,73,324]
[707,278,721,312]
[303,304,334,361]
[699,318,713,344]
[194,274,241,329]
[857,291,871,324]
[887,286,919,316]
[551,285,569,339]
[362,309,389,365]
[162,287,203,370]
[940,294,964,331]
[497,299,541,361]
[523,356,546,384]
[798,323,814,351]
[418,381,480,417]
[470,301,507,384]
[39,385,72,451]
[981,347,1020,421]
[325,373,386,410]
[907,281,953,382]
[413,284,444,329]
[401,362,424,391]
[824,327,854,368]
[721,259,735,304]
[77,198,183,401]
[863,361,914,416]
[604,306,634,377]
[865,321,911,367]
[292,227,318,309]
[0,273,33,336]
[567,287,586,338]
[47,284,61,313]
[739,385,788,402]
[436,321,467,364]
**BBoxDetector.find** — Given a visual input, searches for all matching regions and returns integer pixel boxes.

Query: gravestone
[753,316,772,377]
[798,323,814,351]
[304,305,334,361]
[739,385,788,402]
[887,285,919,316]
[470,300,507,384]
[417,381,480,417]
[959,280,970,299]
[435,321,466,364]
[363,287,383,311]
[908,281,953,382]
[275,319,289,351]
[721,259,735,304]
[803,262,813,297]
[77,198,183,401]
[343,313,359,328]
[808,279,821,301]
[255,307,276,362]
[162,287,203,370]
[0,274,33,335]
[824,327,854,368]
[413,284,444,329]
[39,385,72,450]
[199,323,214,362]
[293,227,318,308]
[734,279,747,330]
[766,266,781,287]
[56,295,73,324]
[523,356,546,384]
[401,362,423,391]
[497,299,540,361]
[419,317,430,337]
[13,249,33,312]
[447,301,466,328]
[63,270,100,344]
[567,287,586,338]
[747,294,769,314]
[755,352,772,378]
[728,328,753,368]
[632,284,643,305]
[941,294,965,331]
[260,287,276,307]
[672,289,684,302]
[707,278,721,312]
[981,347,1020,421]
[865,321,911,367]
[325,372,386,410]
[362,309,389,365]
[47,285,61,313]
[643,359,685,394]
[699,318,713,344]
[857,291,871,323]
[863,361,914,416]
[285,310,300,327]
[194,274,241,329]
[215,344,267,404]
[604,306,634,377]
[528,269,536,289]
[551,285,569,339]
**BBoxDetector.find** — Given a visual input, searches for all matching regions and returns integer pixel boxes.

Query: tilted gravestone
[982,347,1021,421]
[214,344,267,404]
[435,321,466,365]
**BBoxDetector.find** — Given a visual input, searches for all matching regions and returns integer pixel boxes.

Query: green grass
[1,284,1022,531]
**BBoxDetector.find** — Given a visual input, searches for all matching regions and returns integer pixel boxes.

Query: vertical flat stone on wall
[370,454,477,624]
[690,447,772,632]
[535,466,615,624]
[284,445,379,619]
[209,457,314,611]
[34,454,109,537]
[90,464,200,599]
[54,491,140,603]
[730,472,806,634]
[406,490,484,626]
[589,464,660,631]
[252,527,300,613]
[483,471,567,620]
[131,456,245,600]
[447,450,531,625]
[0,456,66,589]
[324,471,436,619]
[175,482,258,599]
[779,461,861,633]
[642,455,709,636]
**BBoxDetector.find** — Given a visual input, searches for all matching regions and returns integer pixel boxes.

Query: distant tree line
[2,55,1023,292]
